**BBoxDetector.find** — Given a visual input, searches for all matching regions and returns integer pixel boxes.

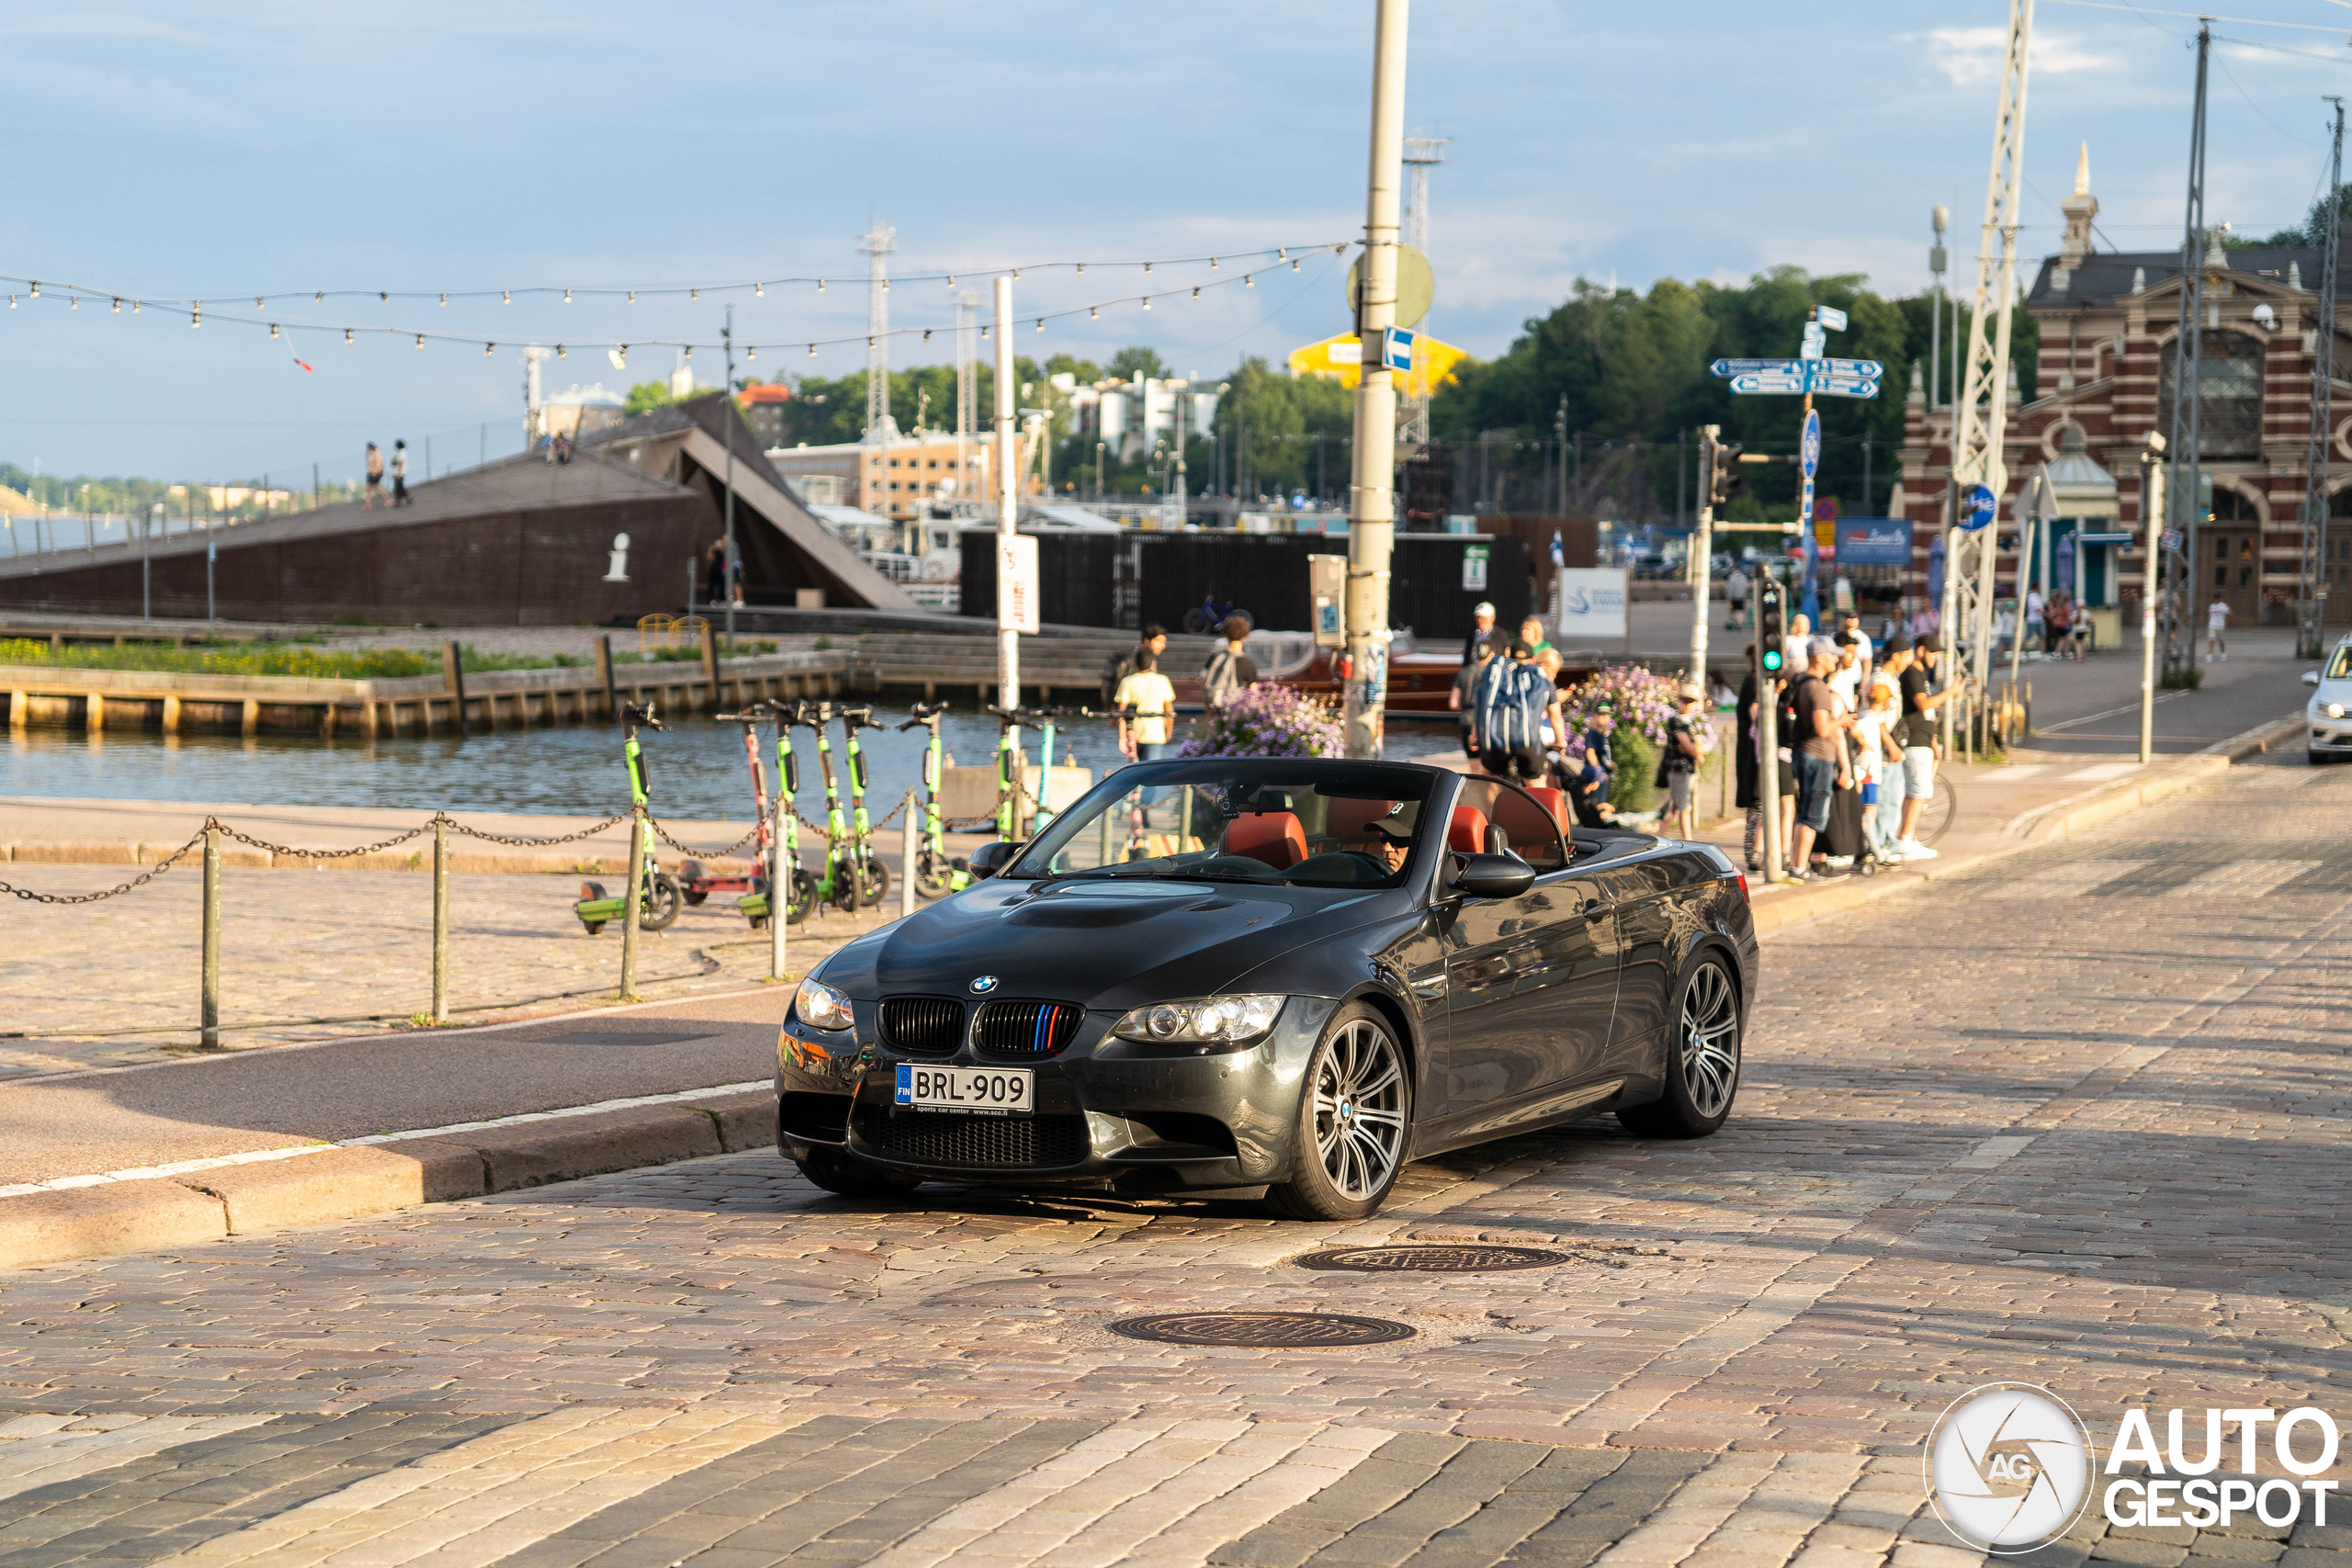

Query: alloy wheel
[1311,1019,1407,1200]
[1679,963,1740,1119]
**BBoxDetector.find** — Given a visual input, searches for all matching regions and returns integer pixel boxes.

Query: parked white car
[2306,637,2352,762]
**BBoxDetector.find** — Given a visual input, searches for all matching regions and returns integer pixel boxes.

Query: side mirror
[2304,670,2322,686]
[967,840,1023,879]
[1449,852,1535,900]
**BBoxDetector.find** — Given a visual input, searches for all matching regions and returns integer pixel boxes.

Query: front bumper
[776,997,1338,1190]
[2311,716,2352,754]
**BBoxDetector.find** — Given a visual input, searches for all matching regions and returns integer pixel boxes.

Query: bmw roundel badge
[969,976,1000,994]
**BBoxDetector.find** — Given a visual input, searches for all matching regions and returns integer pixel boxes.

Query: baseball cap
[1506,637,1534,658]
[1810,637,1838,661]
[1883,632,1913,653]
[1475,601,1497,616]
[1916,632,1941,653]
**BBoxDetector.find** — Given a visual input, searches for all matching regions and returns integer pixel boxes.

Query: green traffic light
[1761,649,1783,671]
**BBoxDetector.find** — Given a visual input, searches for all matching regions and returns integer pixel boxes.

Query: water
[1,708,1466,823]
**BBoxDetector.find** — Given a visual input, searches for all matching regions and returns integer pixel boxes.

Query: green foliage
[1212,356,1353,500]
[623,380,680,418]
[1609,731,1660,813]
[2160,665,2204,691]
[1107,346,1169,382]
[2249,189,2351,249]
[0,640,587,678]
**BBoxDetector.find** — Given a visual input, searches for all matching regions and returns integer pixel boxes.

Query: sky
[3,0,2349,484]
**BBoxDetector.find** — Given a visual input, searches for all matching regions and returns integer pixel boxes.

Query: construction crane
[860,222,897,442]
[1942,0,2033,724]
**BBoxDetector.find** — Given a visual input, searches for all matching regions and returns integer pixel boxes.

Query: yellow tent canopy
[1286,332,1470,399]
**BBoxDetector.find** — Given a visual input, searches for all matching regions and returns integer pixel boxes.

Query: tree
[1107,346,1169,382]
[623,380,678,418]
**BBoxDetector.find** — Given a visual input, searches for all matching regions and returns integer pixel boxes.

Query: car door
[1437,789,1620,1130]
[1593,856,1676,1066]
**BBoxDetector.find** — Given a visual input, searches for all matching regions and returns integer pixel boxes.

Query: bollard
[619,811,645,1000]
[432,818,450,1024]
[200,825,221,1049]
[770,789,788,982]
[900,790,918,919]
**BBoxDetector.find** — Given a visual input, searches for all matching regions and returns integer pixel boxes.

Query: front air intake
[878,997,965,1055]
[975,999,1084,1057]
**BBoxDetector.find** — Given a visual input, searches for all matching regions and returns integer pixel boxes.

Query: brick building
[1896,148,2352,628]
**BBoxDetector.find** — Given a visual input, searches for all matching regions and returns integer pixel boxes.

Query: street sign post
[1718,358,1881,399]
[1960,483,1997,532]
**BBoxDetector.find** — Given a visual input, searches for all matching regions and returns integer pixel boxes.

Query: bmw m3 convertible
[776,757,1757,1220]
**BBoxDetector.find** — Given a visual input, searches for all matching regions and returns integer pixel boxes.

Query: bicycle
[896,701,968,897]
[1181,594,1251,636]
[571,700,684,934]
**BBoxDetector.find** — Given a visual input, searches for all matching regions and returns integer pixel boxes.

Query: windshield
[1005,760,1436,889]
[2330,646,2352,681]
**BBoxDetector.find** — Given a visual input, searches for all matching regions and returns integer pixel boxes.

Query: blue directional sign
[1729,371,1812,395]
[1801,410,1821,480]
[1815,373,1883,400]
[1961,483,1997,532]
[1711,357,1799,378]
[1723,358,1884,399]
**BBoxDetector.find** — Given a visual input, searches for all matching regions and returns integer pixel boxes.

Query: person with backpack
[1202,615,1258,707]
[1102,625,1167,707]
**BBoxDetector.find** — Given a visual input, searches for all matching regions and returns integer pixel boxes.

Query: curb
[0,1088,775,1271]
[1747,708,2306,938]
[0,840,762,878]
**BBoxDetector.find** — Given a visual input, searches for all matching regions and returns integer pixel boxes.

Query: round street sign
[1800,409,1821,479]
[1961,483,1997,531]
[1346,244,1435,329]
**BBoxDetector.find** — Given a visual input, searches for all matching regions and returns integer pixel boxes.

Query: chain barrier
[437,810,634,849]
[209,818,435,860]
[0,825,209,905]
[646,815,764,860]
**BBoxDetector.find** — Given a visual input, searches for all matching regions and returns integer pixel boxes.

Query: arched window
[2159,331,2265,459]
[2211,485,2261,523]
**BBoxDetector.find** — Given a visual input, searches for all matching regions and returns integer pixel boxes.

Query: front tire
[796,1146,922,1197]
[1619,957,1741,1138]
[1264,1003,1411,1221]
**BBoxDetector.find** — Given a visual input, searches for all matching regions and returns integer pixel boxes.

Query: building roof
[2027,243,2352,310]
[0,448,691,581]
[737,383,794,405]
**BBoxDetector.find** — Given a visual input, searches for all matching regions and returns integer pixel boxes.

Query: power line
[2042,0,2352,35]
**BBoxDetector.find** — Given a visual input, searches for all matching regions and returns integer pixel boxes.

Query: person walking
[1726,564,1750,630]
[1783,612,1814,678]
[1853,673,1903,866]
[1782,639,1845,881]
[1887,633,1962,861]
[1462,602,1498,667]
[2044,592,2071,657]
[1452,637,1494,759]
[2206,597,2230,663]
[390,440,412,506]
[703,540,728,607]
[2024,583,2046,655]
[1519,615,1554,657]
[363,443,385,510]
[1113,649,1177,762]
[1202,616,1258,707]
[1103,624,1167,707]
[1473,638,1551,781]
[1660,684,1705,840]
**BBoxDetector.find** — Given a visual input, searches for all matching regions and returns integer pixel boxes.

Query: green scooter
[895,700,967,897]
[572,700,684,935]
[837,705,892,908]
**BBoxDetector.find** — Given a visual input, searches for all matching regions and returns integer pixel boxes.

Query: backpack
[1101,651,1133,707]
[1204,649,1244,707]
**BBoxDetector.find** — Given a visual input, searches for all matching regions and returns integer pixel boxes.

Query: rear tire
[913,848,952,899]
[1618,957,1741,1138]
[639,872,684,931]
[796,1146,922,1197]
[856,854,890,908]
[1264,1003,1411,1221]
[785,867,817,925]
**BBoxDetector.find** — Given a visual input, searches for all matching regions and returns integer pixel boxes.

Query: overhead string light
[1210,257,1219,269]
[808,344,817,357]
[68,296,76,310]
[502,290,511,304]
[690,288,698,301]
[416,333,425,349]
[1142,297,1151,310]
[110,298,119,312]
[439,293,447,306]
[188,304,198,329]
[28,283,38,299]
[556,344,566,357]
[818,279,826,293]
[563,288,572,304]
[1245,275,1254,288]
[254,297,264,308]
[754,283,763,298]
[1035,318,1044,332]
[1191,288,1200,299]
[379,291,388,303]
[344,328,354,343]
[485,342,495,356]
[269,323,278,339]
[628,290,636,304]
[746,345,755,360]
[1090,306,1098,320]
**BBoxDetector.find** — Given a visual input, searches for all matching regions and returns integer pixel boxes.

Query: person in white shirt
[2206,598,2231,662]
[2024,586,2046,654]
[1838,612,1873,689]
[1784,613,1814,675]
[1826,633,1863,710]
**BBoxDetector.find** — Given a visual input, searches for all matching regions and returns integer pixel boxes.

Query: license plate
[894,1064,1033,1117]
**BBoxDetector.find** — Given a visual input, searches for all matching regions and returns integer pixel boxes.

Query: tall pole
[1690,426,1717,685]
[995,276,1020,714]
[1344,0,1408,761]
[723,305,738,645]
[2140,434,2167,762]
[2165,24,2211,681]
[2300,98,2346,660]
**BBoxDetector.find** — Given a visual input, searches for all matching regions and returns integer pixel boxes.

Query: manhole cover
[1109,1312,1415,1348]
[1295,1245,1568,1273]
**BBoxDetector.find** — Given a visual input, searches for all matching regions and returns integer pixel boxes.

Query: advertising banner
[1838,519,1915,568]
[1552,568,1628,641]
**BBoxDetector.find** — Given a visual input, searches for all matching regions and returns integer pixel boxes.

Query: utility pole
[1929,206,1950,411]
[994,276,1019,713]
[2139,434,2167,762]
[956,289,978,509]
[2165,24,2211,682]
[723,305,738,644]
[1691,426,1721,685]
[2300,97,2346,660]
[861,222,897,441]
[1343,0,1408,760]
[1948,0,2034,706]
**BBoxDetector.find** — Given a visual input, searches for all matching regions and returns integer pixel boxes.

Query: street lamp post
[1343,0,1409,760]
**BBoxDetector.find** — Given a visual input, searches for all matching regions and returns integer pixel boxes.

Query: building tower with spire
[2052,143,2098,294]
[859,222,899,444]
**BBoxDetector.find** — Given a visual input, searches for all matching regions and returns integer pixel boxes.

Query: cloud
[1920,27,2113,86]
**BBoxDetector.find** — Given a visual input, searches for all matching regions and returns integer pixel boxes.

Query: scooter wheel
[679,859,708,905]
[786,869,817,925]
[579,881,606,901]
[639,872,685,932]
[833,863,862,915]
[858,856,890,908]
[913,854,953,899]
[582,920,606,936]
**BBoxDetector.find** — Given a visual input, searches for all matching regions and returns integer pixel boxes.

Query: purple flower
[1181,682,1344,759]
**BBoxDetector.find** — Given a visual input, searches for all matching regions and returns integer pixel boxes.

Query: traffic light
[1709,440,1747,510]
[1756,579,1785,674]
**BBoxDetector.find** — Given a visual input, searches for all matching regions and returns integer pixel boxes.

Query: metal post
[432,818,449,1024]
[443,639,469,735]
[207,537,216,630]
[619,811,645,1000]
[770,786,788,981]
[1758,669,1784,881]
[1344,0,1409,760]
[141,508,151,619]
[200,825,220,1049]
[995,276,1021,715]
[594,633,618,722]
[2165,24,2211,682]
[2301,99,2346,660]
[1691,425,1717,684]
[899,789,918,919]
[723,306,739,643]
[2140,434,2167,762]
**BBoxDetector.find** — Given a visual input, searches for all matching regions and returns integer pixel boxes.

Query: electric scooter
[572,701,684,935]
[985,704,1093,840]
[837,705,892,908]
[895,701,968,897]
[785,701,871,914]
[678,704,783,926]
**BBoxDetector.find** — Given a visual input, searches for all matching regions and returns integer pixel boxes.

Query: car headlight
[1111,995,1284,1047]
[2328,703,2346,719]
[792,976,855,1032]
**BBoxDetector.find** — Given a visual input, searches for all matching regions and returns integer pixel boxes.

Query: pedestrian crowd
[361,440,415,510]
[1733,619,1962,881]
[1103,617,1261,762]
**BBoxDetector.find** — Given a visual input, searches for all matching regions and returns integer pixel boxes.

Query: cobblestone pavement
[0,750,2347,1564]
[0,864,894,1071]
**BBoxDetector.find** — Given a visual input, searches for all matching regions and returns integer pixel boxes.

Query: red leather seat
[1226,811,1307,870]
[1520,785,1573,837]
[1447,805,1489,854]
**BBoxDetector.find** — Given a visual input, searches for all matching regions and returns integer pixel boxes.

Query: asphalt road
[0,987,786,1184]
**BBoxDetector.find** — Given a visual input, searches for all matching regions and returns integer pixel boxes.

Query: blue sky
[3,0,2347,481]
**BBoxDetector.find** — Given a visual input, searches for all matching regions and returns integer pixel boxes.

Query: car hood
[818,875,1394,1009]
[2312,679,2352,714]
